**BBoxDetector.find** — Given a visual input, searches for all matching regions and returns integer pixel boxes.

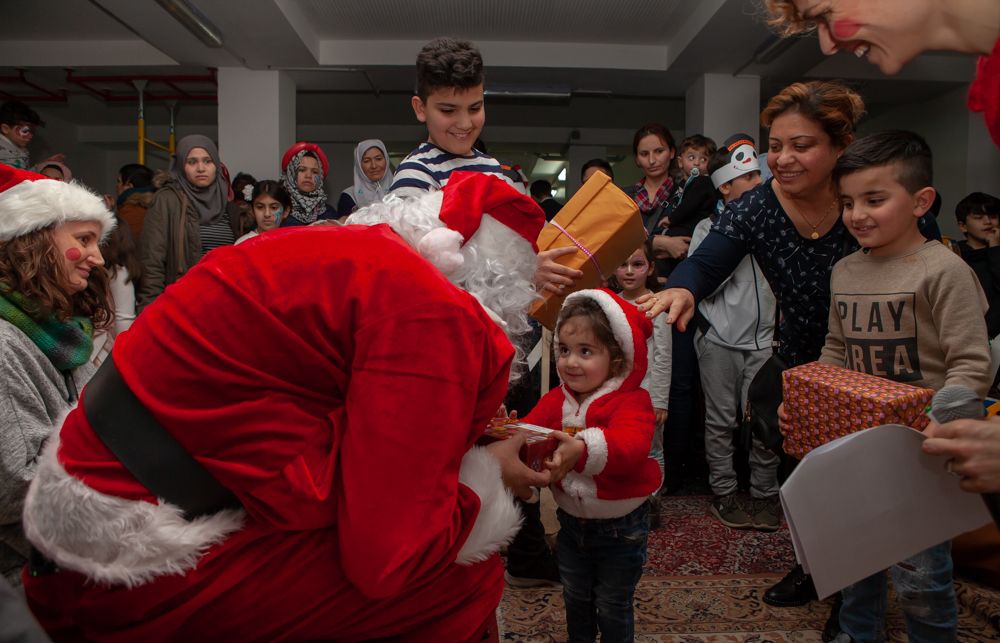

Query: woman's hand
[654,408,668,427]
[777,402,791,437]
[545,431,586,484]
[636,288,696,329]
[535,247,584,294]
[923,416,1000,493]
[485,434,552,500]
[651,235,690,260]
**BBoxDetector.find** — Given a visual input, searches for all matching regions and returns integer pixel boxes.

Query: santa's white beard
[348,194,539,383]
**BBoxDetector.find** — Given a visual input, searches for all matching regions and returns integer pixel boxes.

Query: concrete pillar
[685,74,761,145]
[217,68,296,182]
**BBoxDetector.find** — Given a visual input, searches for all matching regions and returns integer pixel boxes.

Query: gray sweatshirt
[0,320,95,585]
[690,218,776,351]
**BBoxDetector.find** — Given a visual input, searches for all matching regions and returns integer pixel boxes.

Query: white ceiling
[0,0,980,133]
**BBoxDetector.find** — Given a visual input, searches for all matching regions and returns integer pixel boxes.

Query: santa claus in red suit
[21,172,550,642]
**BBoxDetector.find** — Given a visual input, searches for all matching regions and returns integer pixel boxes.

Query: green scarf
[0,290,93,371]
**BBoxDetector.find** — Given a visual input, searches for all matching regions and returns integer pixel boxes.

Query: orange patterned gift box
[781,361,933,459]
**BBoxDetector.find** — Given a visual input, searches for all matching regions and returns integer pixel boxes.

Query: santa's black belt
[82,356,242,520]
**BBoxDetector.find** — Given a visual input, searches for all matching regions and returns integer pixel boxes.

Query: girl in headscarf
[337,139,394,217]
[0,164,115,585]
[279,142,338,226]
[137,134,241,310]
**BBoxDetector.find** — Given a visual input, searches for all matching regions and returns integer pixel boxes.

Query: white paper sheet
[780,424,993,599]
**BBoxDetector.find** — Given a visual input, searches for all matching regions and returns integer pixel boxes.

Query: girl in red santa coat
[524,289,662,643]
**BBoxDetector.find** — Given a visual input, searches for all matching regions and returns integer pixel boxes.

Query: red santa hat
[413,172,545,275]
[0,164,115,242]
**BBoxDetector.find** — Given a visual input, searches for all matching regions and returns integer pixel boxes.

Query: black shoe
[505,553,561,588]
[763,564,818,607]
[821,593,843,642]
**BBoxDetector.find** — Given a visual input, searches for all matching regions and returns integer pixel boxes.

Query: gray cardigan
[0,319,95,585]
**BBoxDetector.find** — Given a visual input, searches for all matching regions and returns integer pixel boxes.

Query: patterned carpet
[499,495,1000,642]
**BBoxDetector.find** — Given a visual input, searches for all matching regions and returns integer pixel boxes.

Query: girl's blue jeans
[556,501,649,643]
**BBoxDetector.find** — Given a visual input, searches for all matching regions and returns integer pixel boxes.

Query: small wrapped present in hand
[479,408,559,472]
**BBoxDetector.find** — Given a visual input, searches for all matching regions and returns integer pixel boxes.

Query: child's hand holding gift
[545,430,586,483]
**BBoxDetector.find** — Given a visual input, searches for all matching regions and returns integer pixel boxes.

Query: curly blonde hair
[0,227,113,330]
[760,81,866,148]
[763,0,817,36]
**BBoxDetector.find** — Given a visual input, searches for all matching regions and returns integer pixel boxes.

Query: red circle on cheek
[831,19,862,40]
[65,247,82,261]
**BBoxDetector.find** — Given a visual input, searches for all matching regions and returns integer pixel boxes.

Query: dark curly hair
[415,37,484,101]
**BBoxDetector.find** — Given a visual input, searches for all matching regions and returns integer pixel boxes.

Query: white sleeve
[110,268,137,336]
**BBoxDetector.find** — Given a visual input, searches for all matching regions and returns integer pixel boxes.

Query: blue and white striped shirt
[389,143,525,197]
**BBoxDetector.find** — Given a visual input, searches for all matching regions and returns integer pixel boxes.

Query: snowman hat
[711,133,760,189]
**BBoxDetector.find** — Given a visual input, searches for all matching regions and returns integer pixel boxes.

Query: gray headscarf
[345,139,394,210]
[170,135,229,225]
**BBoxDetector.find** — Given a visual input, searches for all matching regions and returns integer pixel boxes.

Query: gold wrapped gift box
[529,172,647,329]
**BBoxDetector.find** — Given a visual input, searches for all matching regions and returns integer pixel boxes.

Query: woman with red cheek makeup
[766,0,1000,147]
[0,165,115,587]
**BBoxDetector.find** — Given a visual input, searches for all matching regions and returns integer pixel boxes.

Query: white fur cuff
[22,432,245,587]
[455,447,523,565]
[578,428,608,476]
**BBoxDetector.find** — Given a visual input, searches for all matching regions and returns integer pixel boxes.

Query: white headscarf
[344,139,394,211]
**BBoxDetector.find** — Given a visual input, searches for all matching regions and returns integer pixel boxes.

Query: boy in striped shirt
[390,38,525,197]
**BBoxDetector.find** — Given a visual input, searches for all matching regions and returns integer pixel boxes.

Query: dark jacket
[958,240,1000,337]
[137,172,241,311]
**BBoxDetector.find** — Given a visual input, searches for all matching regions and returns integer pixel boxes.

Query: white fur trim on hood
[455,447,523,564]
[0,178,115,241]
[22,431,245,587]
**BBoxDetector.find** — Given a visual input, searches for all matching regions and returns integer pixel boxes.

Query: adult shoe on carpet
[709,493,753,529]
[505,556,561,589]
[763,564,818,607]
[750,496,781,532]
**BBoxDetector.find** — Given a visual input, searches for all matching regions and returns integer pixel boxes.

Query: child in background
[525,289,662,642]
[804,131,991,642]
[611,242,671,467]
[0,100,63,171]
[691,134,780,531]
[237,180,292,244]
[954,191,1000,339]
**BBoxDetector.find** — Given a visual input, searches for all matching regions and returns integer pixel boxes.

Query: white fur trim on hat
[417,226,465,274]
[0,179,115,241]
[455,447,523,565]
[560,290,636,373]
[22,430,245,587]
